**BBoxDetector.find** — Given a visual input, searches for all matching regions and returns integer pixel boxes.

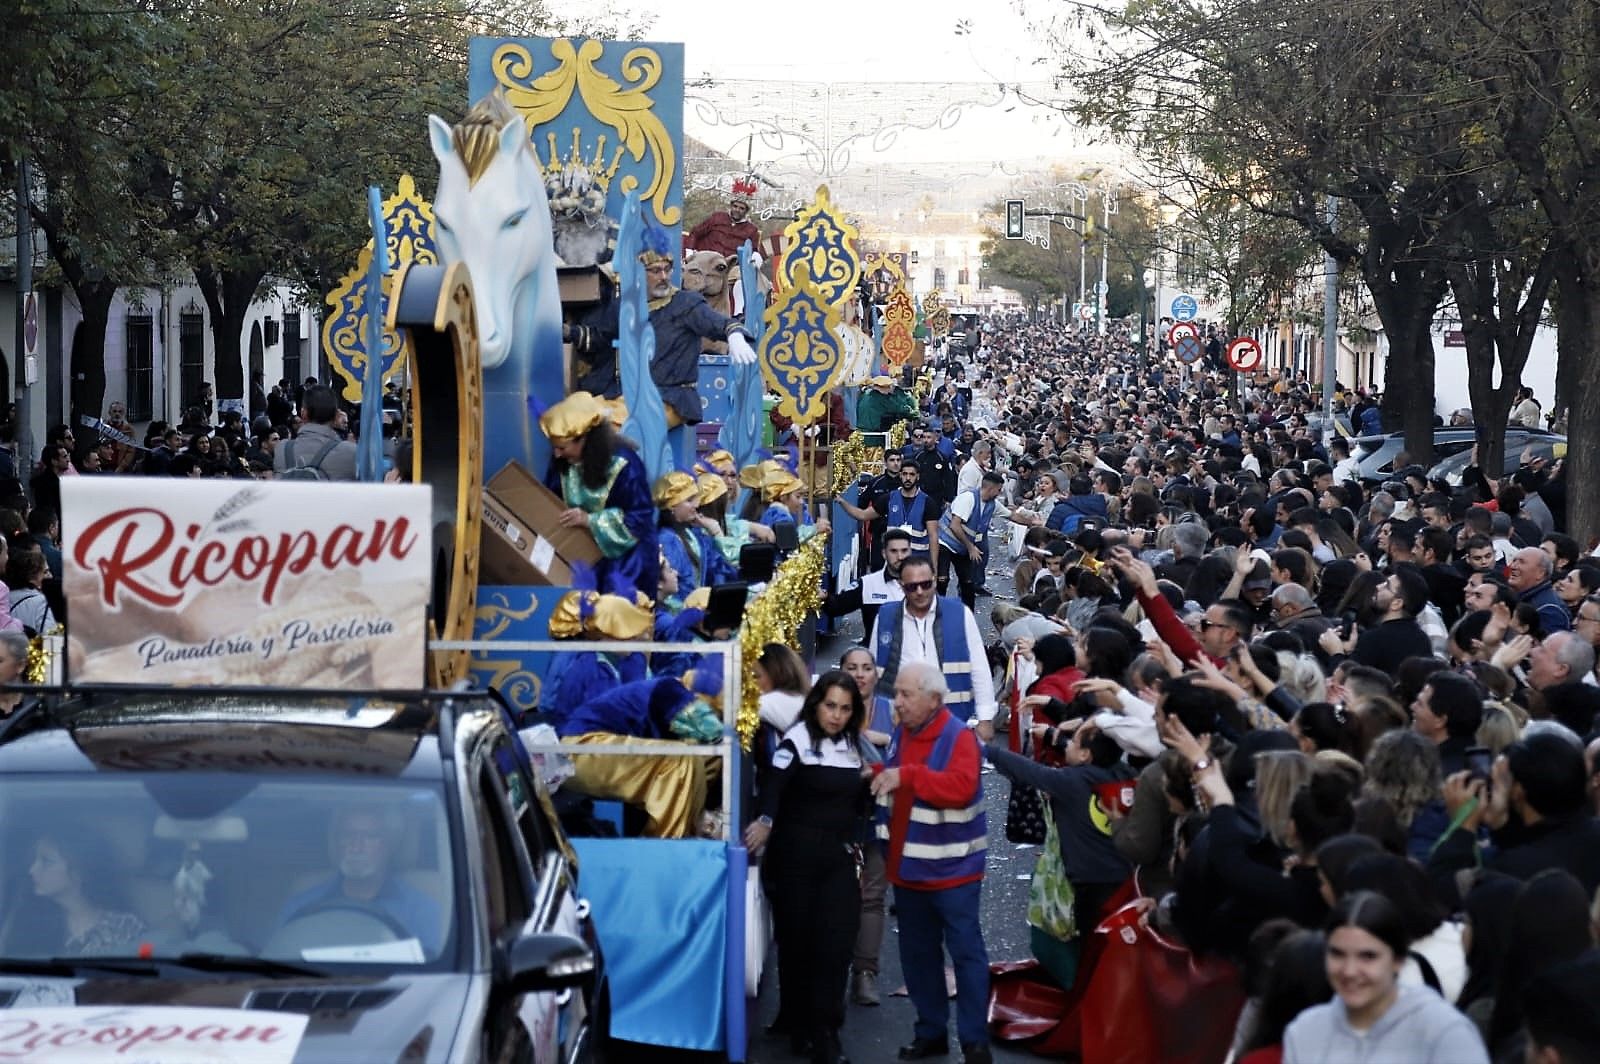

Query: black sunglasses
[901,579,935,592]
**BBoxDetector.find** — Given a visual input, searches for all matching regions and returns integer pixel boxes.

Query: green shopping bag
[1027,801,1077,942]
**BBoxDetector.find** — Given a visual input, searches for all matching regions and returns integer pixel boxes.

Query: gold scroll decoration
[881,282,917,366]
[778,185,861,309]
[759,263,846,425]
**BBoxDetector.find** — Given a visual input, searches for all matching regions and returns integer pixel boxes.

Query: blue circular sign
[1174,333,1204,364]
[1171,294,1199,322]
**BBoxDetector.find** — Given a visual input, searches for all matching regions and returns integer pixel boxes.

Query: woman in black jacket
[745,671,872,1064]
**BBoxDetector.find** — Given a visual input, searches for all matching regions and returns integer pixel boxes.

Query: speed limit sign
[1226,337,1263,372]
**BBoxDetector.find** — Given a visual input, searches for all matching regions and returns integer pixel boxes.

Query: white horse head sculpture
[428,93,561,372]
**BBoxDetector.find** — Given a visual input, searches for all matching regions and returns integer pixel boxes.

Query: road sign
[1094,281,1109,295]
[21,292,37,358]
[1005,199,1024,239]
[1167,321,1200,349]
[1078,303,1094,322]
[1226,337,1263,372]
[1171,294,1199,322]
[1174,332,1204,365]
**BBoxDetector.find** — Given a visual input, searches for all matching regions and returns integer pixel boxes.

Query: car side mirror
[503,931,595,995]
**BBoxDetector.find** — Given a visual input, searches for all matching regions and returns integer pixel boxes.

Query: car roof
[0,689,498,779]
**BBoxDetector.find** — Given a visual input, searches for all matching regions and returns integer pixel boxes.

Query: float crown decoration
[881,283,917,366]
[547,128,627,195]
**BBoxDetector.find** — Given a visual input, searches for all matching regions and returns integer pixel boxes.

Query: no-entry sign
[1226,337,1263,372]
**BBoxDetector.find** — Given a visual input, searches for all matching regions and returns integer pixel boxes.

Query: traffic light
[1006,199,1024,240]
[1082,217,1096,242]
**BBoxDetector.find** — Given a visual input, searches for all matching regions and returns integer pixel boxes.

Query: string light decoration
[738,532,829,748]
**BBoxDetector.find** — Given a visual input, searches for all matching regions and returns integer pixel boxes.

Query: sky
[540,0,1114,194]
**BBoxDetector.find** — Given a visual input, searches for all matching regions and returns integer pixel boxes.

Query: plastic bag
[517,724,576,792]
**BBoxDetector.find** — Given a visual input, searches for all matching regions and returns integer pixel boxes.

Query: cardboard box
[558,265,606,307]
[480,462,603,586]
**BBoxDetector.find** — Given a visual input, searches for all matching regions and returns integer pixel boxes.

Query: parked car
[0,688,608,1062]
[1350,427,1557,484]
[1427,435,1567,488]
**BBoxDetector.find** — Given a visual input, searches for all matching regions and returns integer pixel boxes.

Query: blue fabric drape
[572,838,729,1050]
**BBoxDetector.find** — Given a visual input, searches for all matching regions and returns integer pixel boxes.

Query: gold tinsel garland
[738,532,828,749]
[830,431,868,496]
[25,628,58,685]
[887,420,908,452]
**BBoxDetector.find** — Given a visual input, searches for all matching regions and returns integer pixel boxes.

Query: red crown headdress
[731,176,759,200]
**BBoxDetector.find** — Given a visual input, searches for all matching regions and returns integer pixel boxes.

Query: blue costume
[659,522,738,597]
[555,677,722,743]
[544,446,659,601]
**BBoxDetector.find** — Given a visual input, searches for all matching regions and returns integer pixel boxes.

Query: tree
[137,0,587,404]
[1163,176,1314,338]
[1050,0,1509,464]
[3,2,179,422]
[1463,0,1600,538]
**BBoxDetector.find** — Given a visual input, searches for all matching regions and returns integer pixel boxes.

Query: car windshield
[0,774,458,971]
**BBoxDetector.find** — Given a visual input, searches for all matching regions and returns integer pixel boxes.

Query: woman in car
[744,672,873,1064]
[29,830,146,956]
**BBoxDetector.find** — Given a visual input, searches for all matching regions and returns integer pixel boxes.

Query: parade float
[307,32,895,1058]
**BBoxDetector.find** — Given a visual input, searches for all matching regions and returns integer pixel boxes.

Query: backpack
[279,438,340,481]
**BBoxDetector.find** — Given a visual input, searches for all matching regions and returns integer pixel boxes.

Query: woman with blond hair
[1362,730,1449,861]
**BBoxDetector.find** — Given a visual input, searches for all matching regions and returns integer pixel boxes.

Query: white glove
[804,425,821,438]
[727,331,758,366]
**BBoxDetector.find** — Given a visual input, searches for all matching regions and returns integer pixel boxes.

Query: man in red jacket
[872,662,992,1064]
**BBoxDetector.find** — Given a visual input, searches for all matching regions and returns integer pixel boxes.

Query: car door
[485,734,592,1063]
[470,748,555,1063]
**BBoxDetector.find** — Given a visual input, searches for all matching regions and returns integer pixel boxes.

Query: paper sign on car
[62,479,432,689]
[0,1006,308,1062]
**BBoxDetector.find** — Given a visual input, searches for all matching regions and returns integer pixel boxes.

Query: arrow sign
[1171,294,1198,322]
[1174,332,1204,365]
[1227,337,1263,372]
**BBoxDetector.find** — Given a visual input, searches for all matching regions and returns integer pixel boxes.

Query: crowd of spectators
[776,317,1600,1062]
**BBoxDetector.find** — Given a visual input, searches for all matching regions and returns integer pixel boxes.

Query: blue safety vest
[937,488,996,553]
[884,490,931,552]
[875,711,987,884]
[874,597,975,717]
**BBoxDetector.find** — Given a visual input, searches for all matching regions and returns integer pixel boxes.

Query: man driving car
[275,806,442,955]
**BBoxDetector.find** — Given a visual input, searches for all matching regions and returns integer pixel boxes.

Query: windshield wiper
[162,952,326,978]
[0,956,160,977]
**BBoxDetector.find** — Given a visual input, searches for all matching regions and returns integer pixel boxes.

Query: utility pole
[1322,196,1338,447]
[1094,187,1117,337]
